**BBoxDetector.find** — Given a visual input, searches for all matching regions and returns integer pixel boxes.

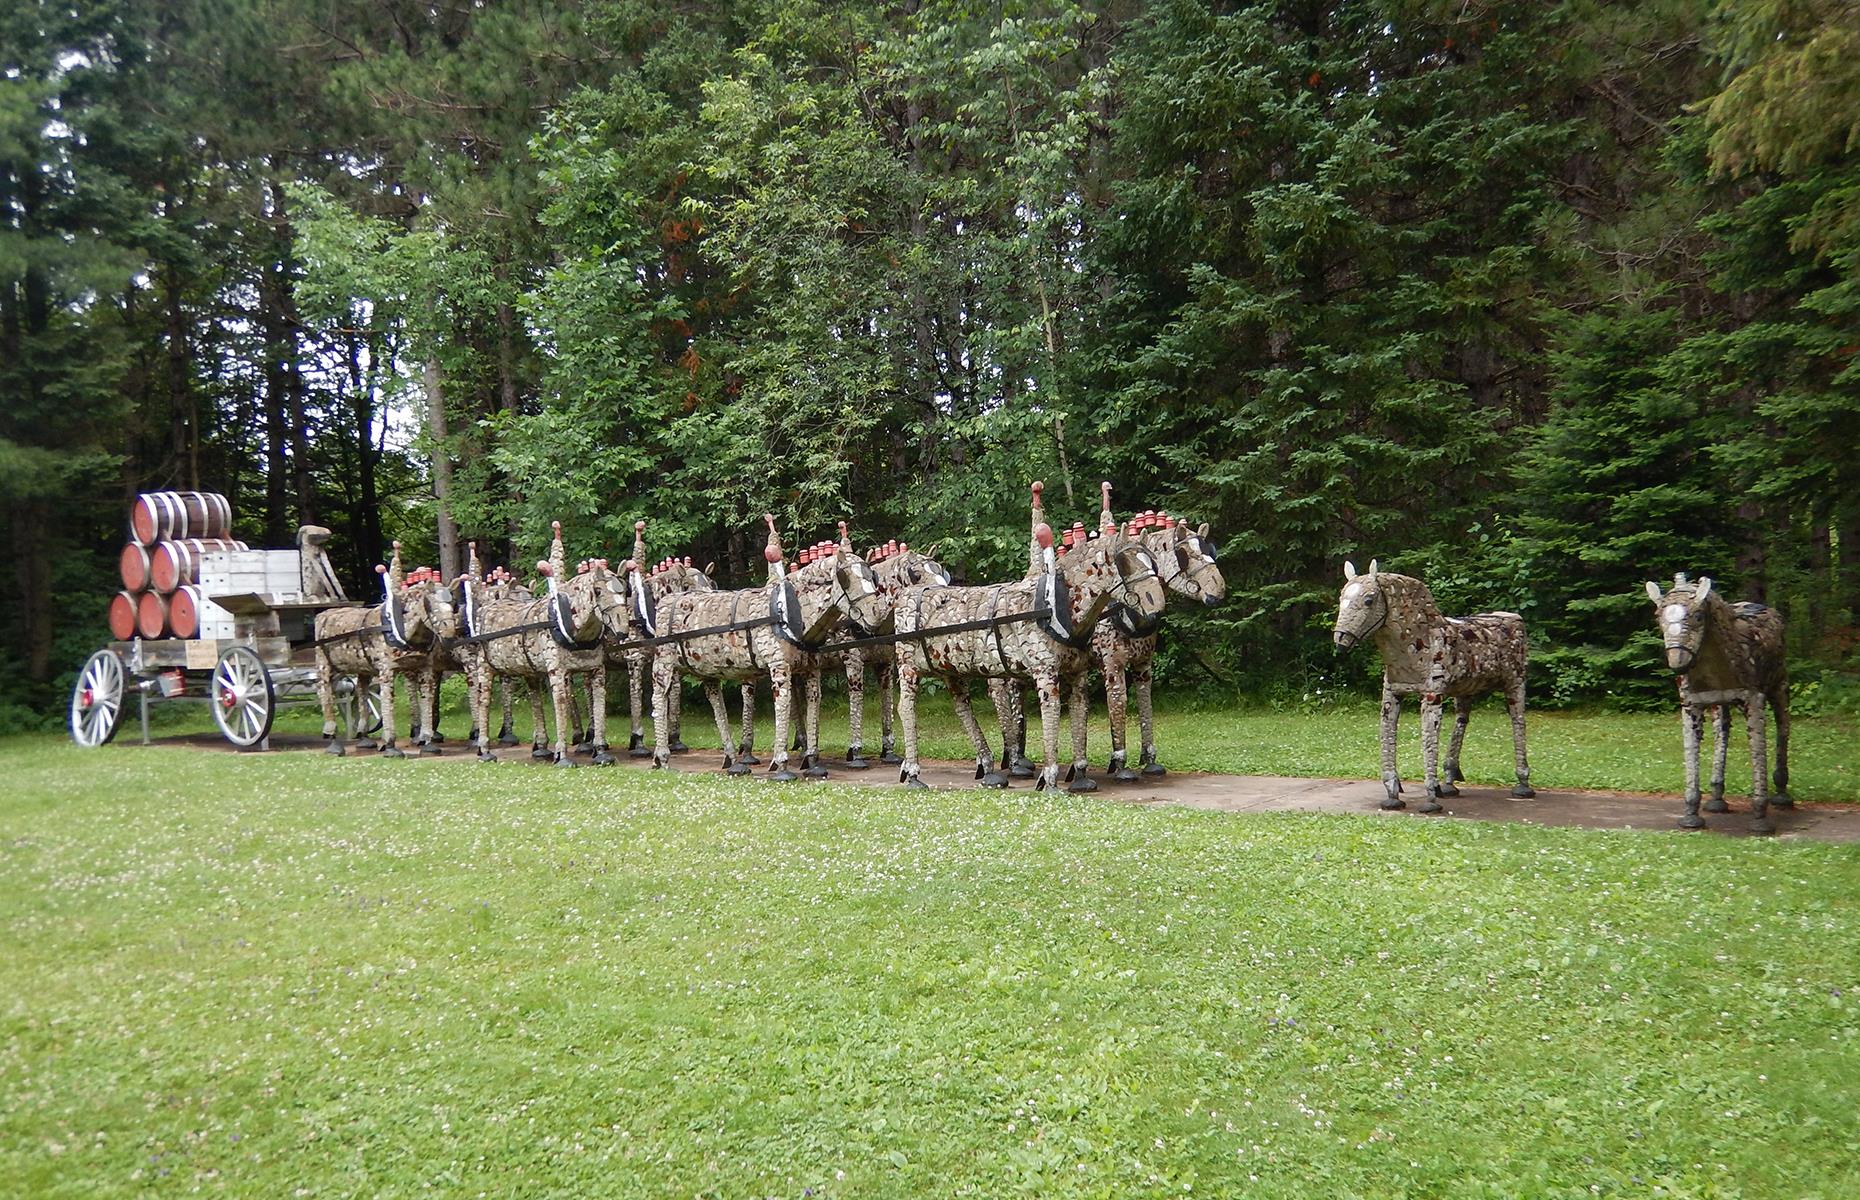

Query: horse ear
[703,561,716,577]
[1644,580,1663,604]
[1368,558,1379,575]
[1197,522,1209,538]
[1343,560,1357,581]
[1696,576,1712,601]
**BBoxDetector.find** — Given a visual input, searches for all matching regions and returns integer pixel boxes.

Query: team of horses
[312,483,1794,833]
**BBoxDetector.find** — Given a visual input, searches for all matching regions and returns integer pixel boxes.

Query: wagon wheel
[210,645,275,749]
[351,679,383,738]
[69,649,127,748]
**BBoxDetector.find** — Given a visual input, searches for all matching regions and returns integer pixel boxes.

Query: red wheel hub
[220,688,237,709]
[80,688,93,709]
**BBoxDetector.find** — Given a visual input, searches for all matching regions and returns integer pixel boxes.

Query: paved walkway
[171,731,1860,842]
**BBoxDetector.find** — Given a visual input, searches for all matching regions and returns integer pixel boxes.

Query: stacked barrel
[112,491,246,640]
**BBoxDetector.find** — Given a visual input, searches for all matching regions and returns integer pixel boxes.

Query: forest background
[5,0,1858,726]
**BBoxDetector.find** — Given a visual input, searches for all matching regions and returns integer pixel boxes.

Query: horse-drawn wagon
[70,493,379,750]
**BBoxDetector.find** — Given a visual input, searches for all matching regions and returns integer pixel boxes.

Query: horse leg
[666,678,691,753]
[530,679,551,759]
[568,676,590,752]
[733,682,755,763]
[948,679,1001,787]
[845,651,869,768]
[1705,703,1731,812]
[1771,686,1792,806]
[376,657,404,758]
[418,668,444,754]
[1066,673,1097,793]
[649,655,676,770]
[469,659,496,762]
[1744,692,1774,834]
[879,662,900,764]
[988,678,1016,770]
[1136,662,1163,776]
[1418,694,1446,813]
[627,651,648,756]
[548,661,576,767]
[802,668,829,778]
[1379,681,1403,809]
[496,680,518,745]
[1506,677,1534,799]
[1439,698,1469,797]
[708,681,745,775]
[1679,701,1705,828]
[1103,651,1132,781]
[897,658,926,789]
[767,657,798,782]
[317,652,344,755]
[789,678,805,754]
[589,668,615,765]
[1033,672,1063,792]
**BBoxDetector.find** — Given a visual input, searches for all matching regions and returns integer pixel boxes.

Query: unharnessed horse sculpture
[649,514,890,779]
[1644,573,1791,833]
[1331,561,1534,810]
[314,541,456,758]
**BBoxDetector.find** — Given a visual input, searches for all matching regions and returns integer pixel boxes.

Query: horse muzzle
[1664,644,1696,672]
[1333,630,1360,653]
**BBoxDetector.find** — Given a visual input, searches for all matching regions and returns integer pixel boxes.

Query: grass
[2,741,1859,1197]
[112,674,1860,803]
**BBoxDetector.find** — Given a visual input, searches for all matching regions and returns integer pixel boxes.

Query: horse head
[1332,559,1388,652]
[1060,525,1166,631]
[1153,519,1225,606]
[1645,573,1715,673]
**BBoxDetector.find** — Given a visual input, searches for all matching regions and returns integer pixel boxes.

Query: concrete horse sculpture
[1645,573,1791,833]
[1332,561,1533,811]
[313,541,456,758]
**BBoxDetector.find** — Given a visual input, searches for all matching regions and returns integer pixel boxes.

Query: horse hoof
[420,743,444,756]
[325,742,346,757]
[668,740,690,754]
[725,763,751,776]
[1770,792,1794,809]
[554,756,576,769]
[803,767,829,780]
[1703,797,1729,813]
[1677,813,1705,830]
[355,738,378,751]
[1113,768,1140,783]
[845,757,870,770]
[768,769,799,783]
[1008,764,1036,780]
[651,755,668,770]
[979,772,1009,789]
[902,775,927,790]
[1436,783,1460,798]
[1509,785,1535,800]
[738,752,761,766]
[380,746,406,759]
[497,732,520,746]
[1140,763,1167,777]
[530,746,551,760]
[1749,817,1776,835]
[1068,777,1099,794]
[1379,796,1405,811]
[627,746,651,759]
[428,731,446,744]
[1418,801,1443,814]
[880,751,903,765]
[477,751,498,764]
[592,752,616,766]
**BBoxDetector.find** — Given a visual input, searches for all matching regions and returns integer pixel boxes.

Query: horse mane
[1372,572,1442,624]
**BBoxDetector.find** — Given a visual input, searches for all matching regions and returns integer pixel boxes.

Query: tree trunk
[424,357,462,581]
[163,264,196,489]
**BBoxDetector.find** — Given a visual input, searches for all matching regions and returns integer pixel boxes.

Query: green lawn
[2,742,1858,1197]
[114,674,1860,803]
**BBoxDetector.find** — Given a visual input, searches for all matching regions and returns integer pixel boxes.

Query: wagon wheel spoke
[69,650,127,748]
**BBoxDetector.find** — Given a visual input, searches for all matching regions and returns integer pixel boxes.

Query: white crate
[194,594,238,640]
[200,549,304,602]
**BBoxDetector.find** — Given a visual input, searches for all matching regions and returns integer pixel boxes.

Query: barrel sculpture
[130,491,232,546]
[167,585,213,639]
[108,592,139,640]
[149,538,248,593]
[119,543,152,591]
[135,591,171,639]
